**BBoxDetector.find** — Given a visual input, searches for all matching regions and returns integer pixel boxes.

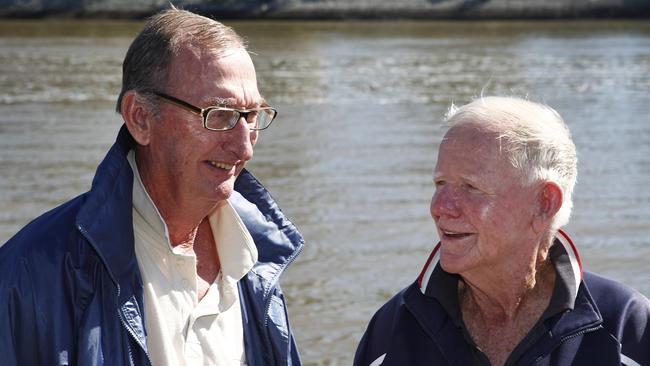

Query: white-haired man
[0,8,303,366]
[355,96,650,366]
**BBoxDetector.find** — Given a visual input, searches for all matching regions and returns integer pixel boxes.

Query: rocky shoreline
[1,0,649,19]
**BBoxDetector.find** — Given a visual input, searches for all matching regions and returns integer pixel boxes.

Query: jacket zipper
[534,325,603,363]
[117,309,136,364]
[78,225,153,366]
[117,304,153,366]
[262,242,304,327]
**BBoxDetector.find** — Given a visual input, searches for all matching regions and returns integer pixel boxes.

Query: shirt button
[176,257,184,267]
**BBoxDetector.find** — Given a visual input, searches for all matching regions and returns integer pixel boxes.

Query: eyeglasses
[151,91,277,131]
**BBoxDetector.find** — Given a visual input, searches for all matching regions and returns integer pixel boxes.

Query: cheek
[479,204,527,233]
[166,135,206,170]
[501,193,535,224]
[429,194,436,218]
[477,205,492,222]
[462,194,492,219]
[463,196,512,234]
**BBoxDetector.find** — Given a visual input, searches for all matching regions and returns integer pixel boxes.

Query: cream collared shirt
[127,151,258,366]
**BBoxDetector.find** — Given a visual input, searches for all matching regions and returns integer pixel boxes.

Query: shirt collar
[207,200,258,282]
[128,150,170,245]
[127,150,257,282]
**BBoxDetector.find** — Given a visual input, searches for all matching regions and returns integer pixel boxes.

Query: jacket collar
[76,125,139,297]
[232,170,305,296]
[404,230,602,359]
[417,229,584,299]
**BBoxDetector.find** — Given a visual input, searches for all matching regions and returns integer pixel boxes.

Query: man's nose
[226,117,256,160]
[430,186,460,219]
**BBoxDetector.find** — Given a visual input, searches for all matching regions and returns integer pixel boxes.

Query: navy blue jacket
[355,232,650,366]
[0,126,304,366]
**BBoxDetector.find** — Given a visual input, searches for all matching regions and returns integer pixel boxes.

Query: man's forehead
[167,46,264,108]
[441,125,501,153]
[445,121,501,139]
[436,124,512,173]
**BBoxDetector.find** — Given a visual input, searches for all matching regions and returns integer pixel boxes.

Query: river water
[1,20,649,365]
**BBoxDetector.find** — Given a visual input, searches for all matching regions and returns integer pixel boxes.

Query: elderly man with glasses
[0,8,304,366]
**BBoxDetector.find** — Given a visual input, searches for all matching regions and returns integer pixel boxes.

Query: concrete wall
[1,0,649,19]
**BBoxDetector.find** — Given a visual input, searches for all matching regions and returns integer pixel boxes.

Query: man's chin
[439,253,469,275]
[207,181,236,204]
[235,163,247,177]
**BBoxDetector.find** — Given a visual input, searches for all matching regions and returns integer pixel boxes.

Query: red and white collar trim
[417,243,441,295]
[418,229,583,296]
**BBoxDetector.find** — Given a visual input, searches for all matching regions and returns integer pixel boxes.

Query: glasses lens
[205,108,276,131]
[255,109,276,130]
[205,109,239,131]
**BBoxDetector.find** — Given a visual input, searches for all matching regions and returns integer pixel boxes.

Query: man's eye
[464,183,478,191]
[215,110,235,119]
[246,111,259,123]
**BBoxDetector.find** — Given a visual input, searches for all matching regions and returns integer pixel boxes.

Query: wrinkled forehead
[166,45,262,107]
[436,123,518,175]
[441,123,504,153]
[167,44,250,79]
[434,131,529,196]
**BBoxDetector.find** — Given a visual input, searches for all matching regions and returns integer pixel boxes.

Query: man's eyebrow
[433,171,481,183]
[258,97,269,107]
[204,97,269,108]
[205,97,236,107]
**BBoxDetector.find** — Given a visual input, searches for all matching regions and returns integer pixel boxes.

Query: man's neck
[159,207,211,248]
[458,234,555,320]
[459,259,556,366]
[134,150,220,247]
[459,258,555,322]
[164,217,221,300]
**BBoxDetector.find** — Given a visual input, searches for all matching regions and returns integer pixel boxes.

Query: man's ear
[121,90,153,146]
[532,181,563,234]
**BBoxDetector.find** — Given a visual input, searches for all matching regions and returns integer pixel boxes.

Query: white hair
[445,96,578,230]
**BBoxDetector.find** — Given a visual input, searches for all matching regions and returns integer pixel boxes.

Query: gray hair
[445,96,578,230]
[116,7,247,113]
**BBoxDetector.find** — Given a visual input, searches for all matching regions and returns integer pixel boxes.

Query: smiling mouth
[441,230,473,239]
[207,160,235,170]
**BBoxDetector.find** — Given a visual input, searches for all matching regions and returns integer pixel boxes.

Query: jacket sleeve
[585,272,650,366]
[617,290,650,365]
[0,245,44,366]
[0,217,101,366]
[0,283,20,366]
[354,314,384,366]
[354,299,397,366]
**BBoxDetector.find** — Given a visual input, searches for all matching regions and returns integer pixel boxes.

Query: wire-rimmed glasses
[152,91,277,131]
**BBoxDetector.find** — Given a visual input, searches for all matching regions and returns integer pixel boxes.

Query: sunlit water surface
[1,20,649,365]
